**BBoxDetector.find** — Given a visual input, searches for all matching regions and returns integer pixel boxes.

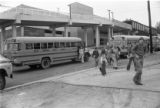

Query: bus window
[34,43,40,49]
[71,42,76,47]
[60,42,65,48]
[26,43,33,50]
[41,43,48,49]
[54,42,59,48]
[66,42,70,47]
[48,43,54,48]
[75,42,81,47]
[7,43,21,51]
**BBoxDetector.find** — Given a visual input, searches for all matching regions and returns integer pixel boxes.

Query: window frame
[34,43,40,49]
[41,43,48,49]
[26,43,33,50]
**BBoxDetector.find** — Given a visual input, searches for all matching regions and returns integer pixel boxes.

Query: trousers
[133,56,143,83]
[94,57,99,67]
[127,57,135,70]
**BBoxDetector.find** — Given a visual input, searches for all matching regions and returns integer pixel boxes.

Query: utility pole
[111,12,114,20]
[107,9,111,20]
[107,9,111,42]
[147,0,153,53]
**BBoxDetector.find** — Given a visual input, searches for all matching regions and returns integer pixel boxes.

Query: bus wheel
[41,58,51,69]
[0,73,6,90]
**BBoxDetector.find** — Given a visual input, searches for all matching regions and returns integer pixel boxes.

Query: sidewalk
[1,53,160,108]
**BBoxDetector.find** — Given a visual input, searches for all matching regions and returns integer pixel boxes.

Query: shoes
[134,81,143,85]
[136,82,143,85]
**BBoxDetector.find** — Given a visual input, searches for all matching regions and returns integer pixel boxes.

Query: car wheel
[0,73,6,90]
[41,58,51,69]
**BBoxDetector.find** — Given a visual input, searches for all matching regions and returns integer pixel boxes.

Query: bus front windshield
[4,43,20,51]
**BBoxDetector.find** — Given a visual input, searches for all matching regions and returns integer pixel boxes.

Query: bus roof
[6,37,82,43]
[113,35,149,40]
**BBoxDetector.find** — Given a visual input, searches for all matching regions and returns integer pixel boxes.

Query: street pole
[111,12,114,20]
[69,5,72,19]
[107,10,111,20]
[147,0,153,53]
[111,11,114,37]
[107,10,111,43]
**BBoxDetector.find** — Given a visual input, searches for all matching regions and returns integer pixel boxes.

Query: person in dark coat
[98,48,107,76]
[132,37,146,85]
[92,47,99,67]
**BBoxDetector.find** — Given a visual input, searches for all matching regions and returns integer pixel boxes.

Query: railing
[113,19,132,29]
[0,6,69,19]
[0,5,131,29]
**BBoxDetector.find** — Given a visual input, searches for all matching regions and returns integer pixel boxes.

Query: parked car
[0,54,13,90]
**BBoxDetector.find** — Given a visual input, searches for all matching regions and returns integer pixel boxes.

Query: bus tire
[84,55,89,62]
[41,58,51,69]
[0,73,6,90]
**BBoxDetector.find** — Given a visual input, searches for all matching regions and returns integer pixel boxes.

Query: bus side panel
[51,47,78,62]
[12,47,79,65]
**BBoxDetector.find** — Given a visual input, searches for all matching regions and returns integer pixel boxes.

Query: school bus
[3,37,90,69]
[152,36,160,51]
[112,35,149,57]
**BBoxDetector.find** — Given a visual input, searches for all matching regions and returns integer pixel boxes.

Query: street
[5,59,95,88]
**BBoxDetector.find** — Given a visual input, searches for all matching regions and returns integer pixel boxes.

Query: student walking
[126,43,135,71]
[79,47,84,63]
[92,47,99,67]
[132,37,146,85]
[111,45,119,69]
[106,43,112,65]
[98,48,107,76]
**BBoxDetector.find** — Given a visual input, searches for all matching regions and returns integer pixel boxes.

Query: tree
[155,22,160,34]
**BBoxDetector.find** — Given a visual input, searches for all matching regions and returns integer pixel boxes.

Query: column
[108,27,111,41]
[95,26,100,47]
[20,26,24,37]
[84,28,88,47]
[64,26,68,37]
[50,26,56,37]
[12,25,17,37]
[111,27,113,37]
[0,27,5,54]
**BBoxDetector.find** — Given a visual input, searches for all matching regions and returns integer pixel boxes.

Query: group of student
[92,43,120,76]
[92,37,146,85]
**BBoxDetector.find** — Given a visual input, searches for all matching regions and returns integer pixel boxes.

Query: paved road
[6,57,128,88]
[6,61,88,88]
[5,59,96,88]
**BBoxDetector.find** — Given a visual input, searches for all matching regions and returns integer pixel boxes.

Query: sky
[0,0,160,27]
